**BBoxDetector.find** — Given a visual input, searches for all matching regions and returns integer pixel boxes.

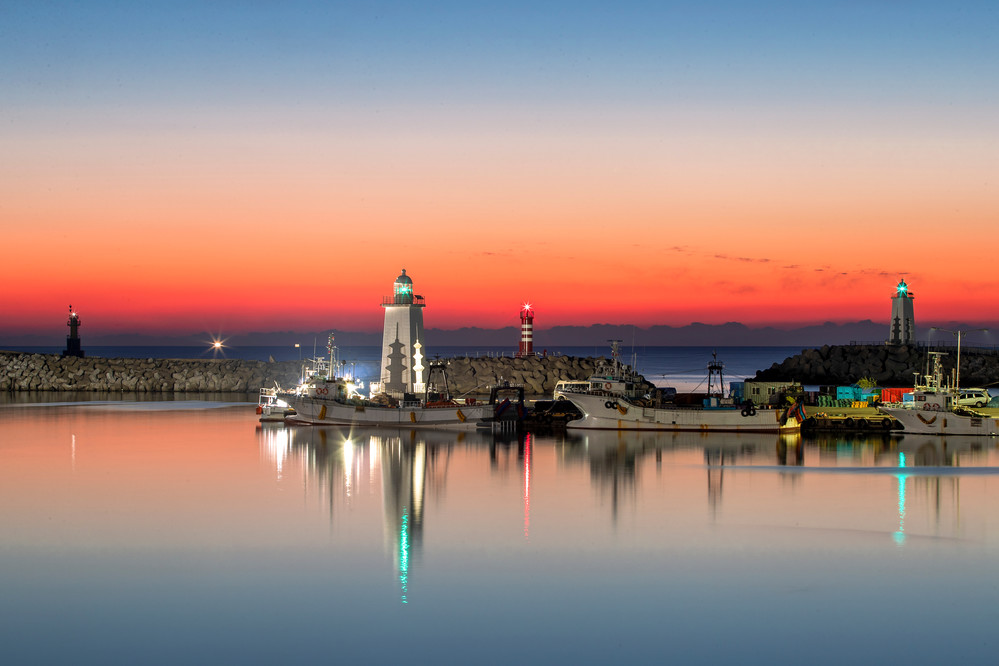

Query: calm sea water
[3,345,805,393]
[2,398,998,663]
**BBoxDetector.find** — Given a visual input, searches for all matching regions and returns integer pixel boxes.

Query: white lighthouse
[378,269,427,397]
[887,278,915,345]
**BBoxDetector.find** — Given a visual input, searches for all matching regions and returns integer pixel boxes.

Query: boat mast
[924,351,947,392]
[608,339,622,374]
[327,333,336,379]
[707,350,725,397]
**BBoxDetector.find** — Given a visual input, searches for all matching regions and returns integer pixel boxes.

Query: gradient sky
[2,1,997,337]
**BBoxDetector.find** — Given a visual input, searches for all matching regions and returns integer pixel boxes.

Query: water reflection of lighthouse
[377,432,429,604]
[255,426,441,603]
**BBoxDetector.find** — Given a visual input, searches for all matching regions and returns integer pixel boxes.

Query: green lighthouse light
[393,269,414,304]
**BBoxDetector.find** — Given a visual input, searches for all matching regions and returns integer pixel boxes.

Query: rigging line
[666,367,707,375]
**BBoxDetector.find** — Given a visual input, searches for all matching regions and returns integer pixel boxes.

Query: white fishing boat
[553,340,652,402]
[286,358,510,430]
[877,351,999,436]
[565,391,804,432]
[257,387,296,422]
[564,351,803,433]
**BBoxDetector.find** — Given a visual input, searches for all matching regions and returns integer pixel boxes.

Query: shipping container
[880,387,913,404]
[836,386,862,401]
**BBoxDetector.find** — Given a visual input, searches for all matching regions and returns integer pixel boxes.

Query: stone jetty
[0,351,622,396]
[438,354,618,396]
[0,352,302,393]
[754,344,999,387]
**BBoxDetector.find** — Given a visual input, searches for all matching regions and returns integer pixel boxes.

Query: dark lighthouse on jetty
[62,305,84,358]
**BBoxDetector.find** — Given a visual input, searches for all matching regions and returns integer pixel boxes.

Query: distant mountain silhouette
[6,319,996,348]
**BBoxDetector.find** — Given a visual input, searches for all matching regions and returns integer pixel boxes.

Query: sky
[2,1,997,339]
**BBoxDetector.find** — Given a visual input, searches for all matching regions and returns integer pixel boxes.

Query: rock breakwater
[1,351,628,396]
[755,344,999,387]
[441,354,628,396]
[0,352,302,392]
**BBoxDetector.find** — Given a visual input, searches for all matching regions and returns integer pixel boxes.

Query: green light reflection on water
[894,452,907,546]
[399,508,409,604]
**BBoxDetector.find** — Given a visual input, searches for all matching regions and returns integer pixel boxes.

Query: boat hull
[288,395,493,429]
[878,406,999,436]
[259,406,295,423]
[566,393,801,432]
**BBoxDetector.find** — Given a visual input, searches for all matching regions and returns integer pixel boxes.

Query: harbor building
[378,269,426,397]
[887,278,915,345]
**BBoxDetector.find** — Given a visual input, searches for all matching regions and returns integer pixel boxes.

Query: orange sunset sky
[2,2,997,339]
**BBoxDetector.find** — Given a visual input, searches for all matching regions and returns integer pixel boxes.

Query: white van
[957,388,991,408]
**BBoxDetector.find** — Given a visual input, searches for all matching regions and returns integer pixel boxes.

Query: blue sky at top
[3,0,996,111]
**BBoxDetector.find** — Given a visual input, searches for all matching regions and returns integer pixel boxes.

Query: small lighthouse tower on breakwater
[516,304,534,357]
[379,269,426,397]
[887,278,915,345]
[62,305,84,358]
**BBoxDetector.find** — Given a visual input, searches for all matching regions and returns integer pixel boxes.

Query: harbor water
[2,395,999,663]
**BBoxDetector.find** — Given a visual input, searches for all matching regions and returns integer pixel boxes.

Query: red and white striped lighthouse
[517,303,534,357]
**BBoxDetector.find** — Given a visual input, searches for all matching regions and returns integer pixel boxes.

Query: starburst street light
[208,335,228,358]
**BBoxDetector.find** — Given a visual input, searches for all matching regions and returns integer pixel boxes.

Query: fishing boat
[565,391,804,432]
[564,351,803,433]
[877,351,999,436]
[257,387,297,423]
[553,340,653,402]
[286,358,508,430]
